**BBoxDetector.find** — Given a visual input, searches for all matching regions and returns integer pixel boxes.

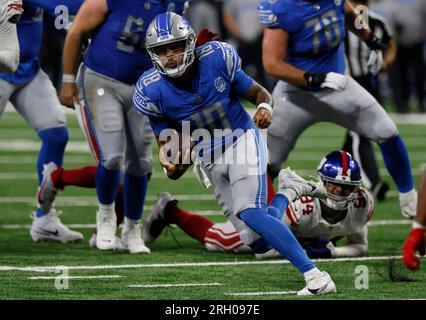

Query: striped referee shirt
[345,10,393,78]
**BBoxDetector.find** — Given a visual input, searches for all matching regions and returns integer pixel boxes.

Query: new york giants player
[59,0,187,253]
[0,0,23,73]
[0,1,83,243]
[134,12,336,296]
[258,0,417,219]
[144,151,374,259]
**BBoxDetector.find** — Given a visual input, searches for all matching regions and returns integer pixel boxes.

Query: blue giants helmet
[317,150,362,210]
[145,12,196,78]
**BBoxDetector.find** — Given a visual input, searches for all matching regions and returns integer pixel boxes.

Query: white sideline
[127,282,223,288]
[29,275,122,280]
[0,219,412,230]
[224,291,297,296]
[0,255,410,273]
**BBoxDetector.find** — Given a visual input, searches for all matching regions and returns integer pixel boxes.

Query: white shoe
[96,210,117,250]
[121,220,151,254]
[143,192,176,243]
[399,189,417,219]
[38,162,59,214]
[89,233,124,250]
[297,271,337,296]
[30,209,83,243]
[278,168,326,201]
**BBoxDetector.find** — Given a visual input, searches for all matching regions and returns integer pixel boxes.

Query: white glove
[320,72,348,91]
[192,159,211,188]
[367,50,383,76]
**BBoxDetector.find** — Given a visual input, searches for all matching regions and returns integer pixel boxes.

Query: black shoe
[372,182,390,202]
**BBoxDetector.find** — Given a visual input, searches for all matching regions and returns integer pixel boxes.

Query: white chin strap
[163,51,190,78]
[321,197,350,211]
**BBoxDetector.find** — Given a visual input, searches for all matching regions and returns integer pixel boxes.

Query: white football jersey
[282,188,375,241]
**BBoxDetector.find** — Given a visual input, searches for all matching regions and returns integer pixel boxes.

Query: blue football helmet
[317,150,362,210]
[145,12,196,78]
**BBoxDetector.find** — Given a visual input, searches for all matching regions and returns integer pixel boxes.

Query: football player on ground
[143,151,374,259]
[402,169,426,270]
[58,0,188,253]
[257,0,417,219]
[0,0,83,243]
[0,0,23,73]
[133,12,336,296]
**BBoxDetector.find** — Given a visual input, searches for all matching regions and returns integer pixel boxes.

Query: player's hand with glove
[365,34,385,76]
[304,72,348,91]
[303,237,333,259]
[3,0,23,23]
[253,103,272,129]
[402,226,426,271]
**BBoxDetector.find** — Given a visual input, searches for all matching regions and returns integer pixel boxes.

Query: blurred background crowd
[39,0,426,114]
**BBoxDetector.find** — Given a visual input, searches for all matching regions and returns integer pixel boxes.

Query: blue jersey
[258,0,347,76]
[0,0,83,85]
[84,0,187,85]
[133,41,254,155]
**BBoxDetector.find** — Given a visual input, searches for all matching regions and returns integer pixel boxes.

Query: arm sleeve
[133,81,170,136]
[257,0,297,31]
[330,227,368,258]
[0,20,19,73]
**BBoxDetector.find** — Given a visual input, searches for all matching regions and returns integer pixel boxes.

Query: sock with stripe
[36,126,68,217]
[166,203,214,243]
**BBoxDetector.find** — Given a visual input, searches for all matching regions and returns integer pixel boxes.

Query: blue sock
[240,208,315,273]
[36,126,68,217]
[379,135,414,193]
[96,164,120,205]
[267,194,289,220]
[123,172,148,220]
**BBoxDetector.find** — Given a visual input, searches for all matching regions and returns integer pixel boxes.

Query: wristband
[412,221,426,230]
[304,72,326,87]
[62,74,76,83]
[257,102,272,114]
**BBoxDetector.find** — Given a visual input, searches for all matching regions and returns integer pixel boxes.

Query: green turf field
[0,109,425,300]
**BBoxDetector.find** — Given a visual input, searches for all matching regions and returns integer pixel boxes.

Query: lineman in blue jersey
[59,0,188,253]
[258,0,417,219]
[134,12,337,296]
[0,0,84,243]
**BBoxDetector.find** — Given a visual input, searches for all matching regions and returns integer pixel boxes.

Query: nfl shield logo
[214,77,226,93]
[334,0,342,6]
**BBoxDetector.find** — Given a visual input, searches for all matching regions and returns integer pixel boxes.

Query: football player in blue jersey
[0,0,83,243]
[0,0,23,73]
[134,12,337,296]
[59,0,188,253]
[258,0,417,219]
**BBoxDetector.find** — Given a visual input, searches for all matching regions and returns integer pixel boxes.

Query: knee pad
[126,158,153,177]
[102,155,123,171]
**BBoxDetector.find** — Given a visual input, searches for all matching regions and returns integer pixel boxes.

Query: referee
[342,0,397,201]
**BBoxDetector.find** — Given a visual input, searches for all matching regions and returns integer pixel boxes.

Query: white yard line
[0,255,410,273]
[224,291,297,296]
[29,275,123,280]
[127,282,223,288]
